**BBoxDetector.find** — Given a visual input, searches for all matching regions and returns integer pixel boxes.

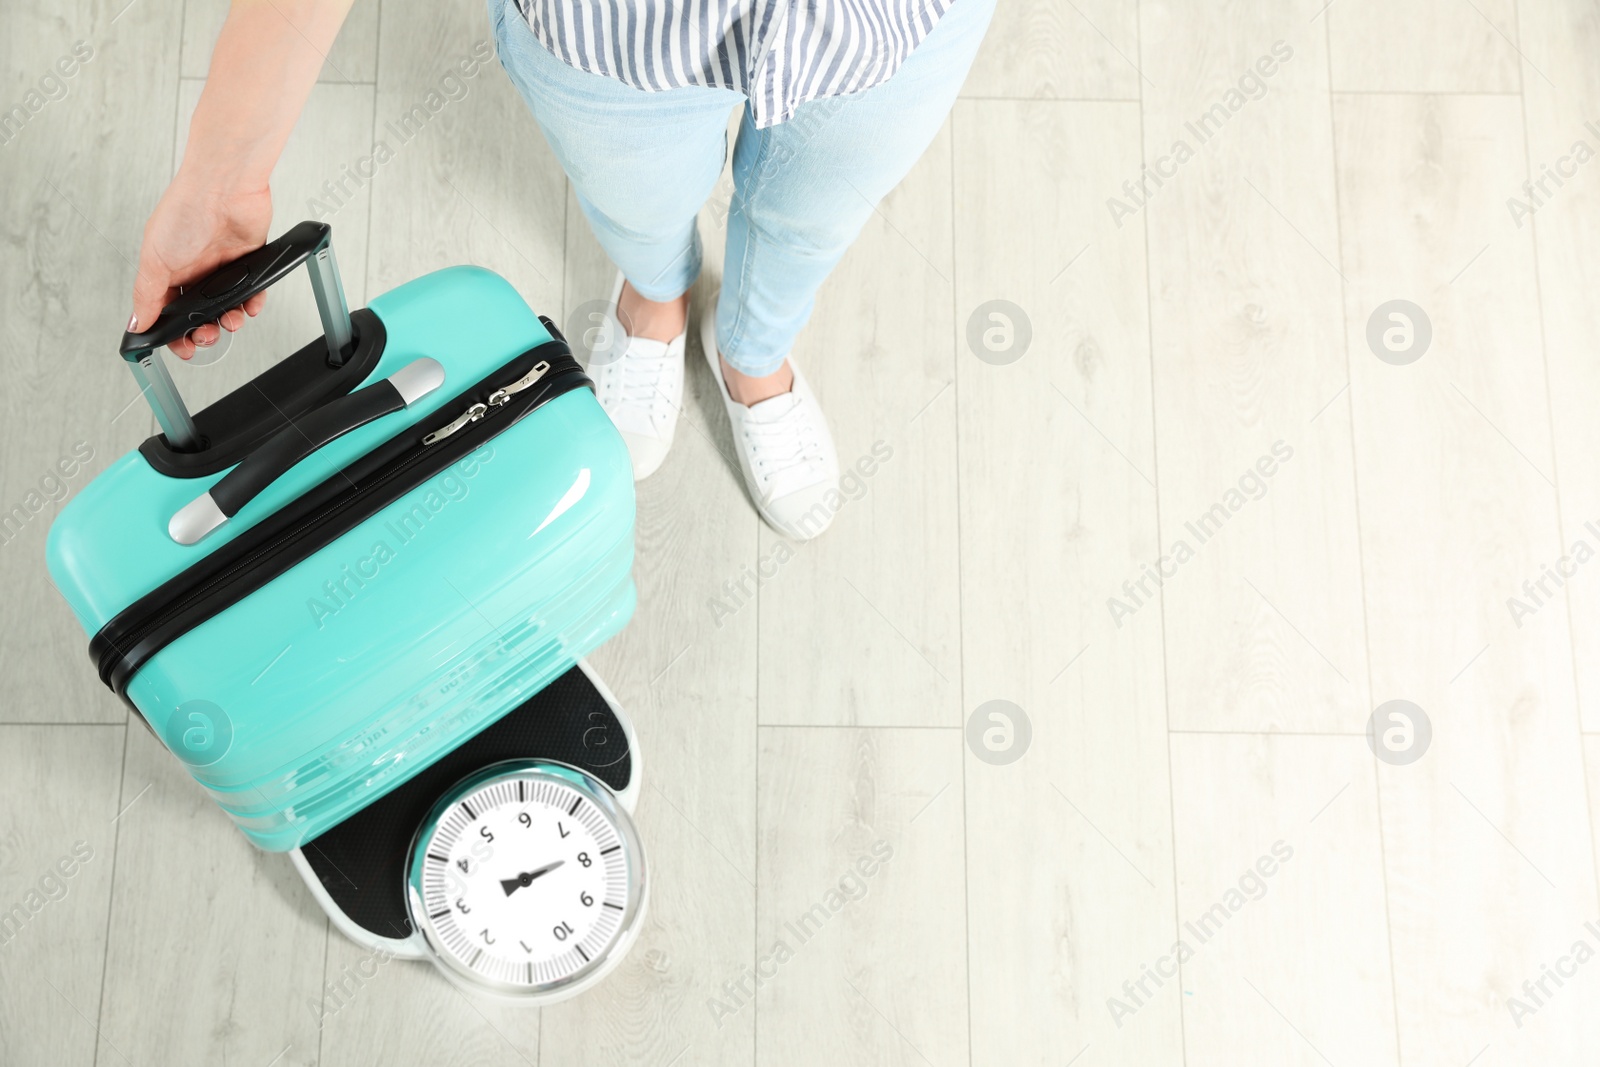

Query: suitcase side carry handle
[168,358,445,545]
[121,220,355,453]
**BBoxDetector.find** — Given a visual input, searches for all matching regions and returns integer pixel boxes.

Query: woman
[131,0,995,539]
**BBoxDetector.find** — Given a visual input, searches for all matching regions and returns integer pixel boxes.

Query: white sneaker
[700,303,840,541]
[586,272,685,481]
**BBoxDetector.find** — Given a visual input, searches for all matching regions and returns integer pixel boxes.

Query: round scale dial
[407,762,645,999]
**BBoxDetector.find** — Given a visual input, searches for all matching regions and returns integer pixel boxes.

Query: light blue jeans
[488,0,995,376]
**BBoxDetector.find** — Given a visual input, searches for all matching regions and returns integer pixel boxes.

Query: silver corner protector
[388,357,446,406]
[168,493,227,546]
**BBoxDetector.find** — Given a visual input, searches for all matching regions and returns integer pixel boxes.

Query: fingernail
[127,314,138,332]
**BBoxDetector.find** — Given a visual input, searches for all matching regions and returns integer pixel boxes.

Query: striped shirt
[513,0,954,127]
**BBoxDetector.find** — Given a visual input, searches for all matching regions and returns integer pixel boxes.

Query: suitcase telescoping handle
[120,220,355,453]
[167,357,445,545]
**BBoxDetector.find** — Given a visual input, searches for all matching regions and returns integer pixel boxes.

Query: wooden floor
[4,0,1600,1063]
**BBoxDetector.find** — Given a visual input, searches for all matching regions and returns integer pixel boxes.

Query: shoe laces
[594,343,673,410]
[743,396,824,487]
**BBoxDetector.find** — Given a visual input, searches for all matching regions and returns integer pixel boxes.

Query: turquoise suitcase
[45,221,637,852]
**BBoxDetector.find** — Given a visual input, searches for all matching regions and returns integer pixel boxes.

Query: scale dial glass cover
[407,761,644,998]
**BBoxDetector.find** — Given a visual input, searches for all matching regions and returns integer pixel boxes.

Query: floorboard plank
[0,726,124,1067]
[96,727,328,1067]
[1169,733,1399,1066]
[1335,90,1600,1064]
[1517,0,1600,732]
[754,727,967,1066]
[1327,0,1519,93]
[963,0,1140,101]
[954,97,1183,1065]
[1141,0,1369,734]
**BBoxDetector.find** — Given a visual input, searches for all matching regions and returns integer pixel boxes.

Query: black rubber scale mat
[300,666,633,940]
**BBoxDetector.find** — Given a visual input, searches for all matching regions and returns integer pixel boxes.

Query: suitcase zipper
[421,403,488,445]
[93,347,587,694]
[422,360,549,446]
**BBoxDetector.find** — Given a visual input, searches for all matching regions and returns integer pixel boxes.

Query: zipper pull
[486,360,551,407]
[422,402,487,445]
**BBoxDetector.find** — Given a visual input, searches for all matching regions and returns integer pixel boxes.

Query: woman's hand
[126,0,357,358]
[131,174,274,359]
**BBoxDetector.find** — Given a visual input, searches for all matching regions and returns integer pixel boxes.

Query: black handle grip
[212,381,404,517]
[166,358,444,544]
[120,220,331,359]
